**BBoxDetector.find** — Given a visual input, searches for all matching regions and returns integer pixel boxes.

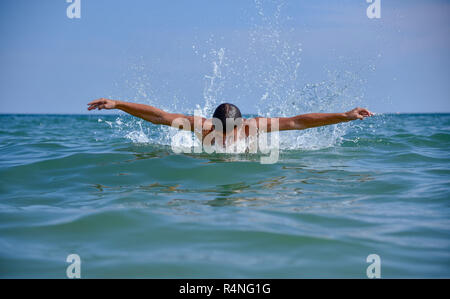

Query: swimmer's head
[212,103,242,134]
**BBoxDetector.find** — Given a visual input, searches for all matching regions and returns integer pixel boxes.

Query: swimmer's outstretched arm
[255,107,374,132]
[87,98,203,130]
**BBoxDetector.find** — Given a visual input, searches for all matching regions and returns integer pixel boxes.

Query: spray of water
[101,0,369,151]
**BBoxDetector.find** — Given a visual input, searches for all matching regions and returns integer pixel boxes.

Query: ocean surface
[0,113,449,278]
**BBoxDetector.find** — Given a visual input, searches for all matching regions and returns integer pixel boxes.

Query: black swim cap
[212,103,242,134]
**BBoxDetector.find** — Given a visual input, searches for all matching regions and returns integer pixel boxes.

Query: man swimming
[87,98,373,146]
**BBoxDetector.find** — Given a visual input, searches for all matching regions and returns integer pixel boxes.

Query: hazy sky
[0,0,449,114]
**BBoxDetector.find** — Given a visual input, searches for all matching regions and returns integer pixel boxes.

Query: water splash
[197,48,226,118]
[247,0,368,150]
[105,0,369,152]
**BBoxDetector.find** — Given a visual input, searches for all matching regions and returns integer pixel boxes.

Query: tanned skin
[87,98,374,143]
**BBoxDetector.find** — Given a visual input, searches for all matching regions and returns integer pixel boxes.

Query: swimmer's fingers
[87,98,116,111]
[88,99,106,106]
[357,108,374,118]
[87,103,104,111]
[346,107,374,120]
[87,99,105,111]
[87,103,100,111]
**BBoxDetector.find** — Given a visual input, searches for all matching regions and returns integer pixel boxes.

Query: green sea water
[0,113,449,278]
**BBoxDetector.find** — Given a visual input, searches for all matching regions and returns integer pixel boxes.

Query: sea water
[0,113,449,278]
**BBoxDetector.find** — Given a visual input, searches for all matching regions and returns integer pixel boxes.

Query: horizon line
[1,112,449,116]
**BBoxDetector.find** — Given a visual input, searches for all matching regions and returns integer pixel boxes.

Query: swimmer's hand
[344,107,374,121]
[87,98,117,111]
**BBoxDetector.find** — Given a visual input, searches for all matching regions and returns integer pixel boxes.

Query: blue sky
[0,0,449,114]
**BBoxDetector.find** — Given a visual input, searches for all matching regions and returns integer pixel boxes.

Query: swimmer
[87,99,373,145]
